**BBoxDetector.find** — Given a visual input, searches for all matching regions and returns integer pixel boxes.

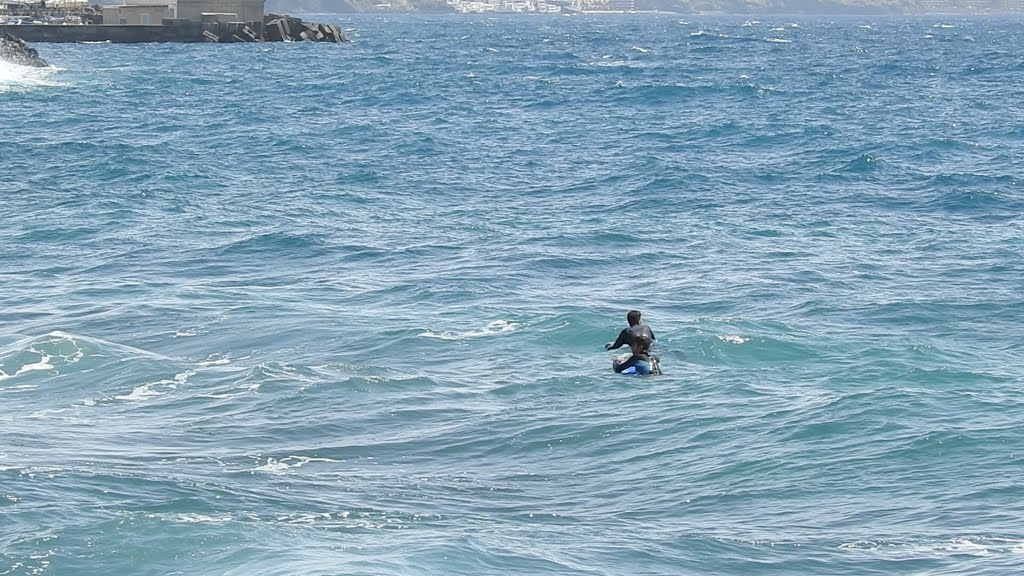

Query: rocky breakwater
[263,14,346,43]
[0,32,49,67]
[198,14,347,43]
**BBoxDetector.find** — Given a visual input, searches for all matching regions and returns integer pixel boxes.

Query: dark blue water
[2,15,1023,575]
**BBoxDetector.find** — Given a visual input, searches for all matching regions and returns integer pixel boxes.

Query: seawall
[0,24,206,43]
[0,16,345,43]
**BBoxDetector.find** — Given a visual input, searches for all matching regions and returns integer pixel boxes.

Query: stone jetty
[0,32,49,67]
[197,14,346,43]
[0,14,346,44]
[263,14,344,43]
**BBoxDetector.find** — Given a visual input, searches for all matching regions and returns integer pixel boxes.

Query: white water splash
[0,60,63,93]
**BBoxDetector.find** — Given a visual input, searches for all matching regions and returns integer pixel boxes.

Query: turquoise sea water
[2,15,1024,575]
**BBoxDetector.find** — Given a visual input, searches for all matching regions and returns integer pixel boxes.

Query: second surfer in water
[613,334,660,376]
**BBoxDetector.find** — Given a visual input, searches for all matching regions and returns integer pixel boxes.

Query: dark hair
[627,310,642,326]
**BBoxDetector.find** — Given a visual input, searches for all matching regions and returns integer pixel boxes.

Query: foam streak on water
[2,15,1023,576]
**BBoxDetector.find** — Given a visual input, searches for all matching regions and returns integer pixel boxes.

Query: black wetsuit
[607,324,656,351]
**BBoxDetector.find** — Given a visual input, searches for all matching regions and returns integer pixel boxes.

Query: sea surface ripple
[2,15,1023,576]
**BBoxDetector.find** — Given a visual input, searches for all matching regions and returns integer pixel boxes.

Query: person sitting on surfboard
[613,335,660,376]
[605,310,656,351]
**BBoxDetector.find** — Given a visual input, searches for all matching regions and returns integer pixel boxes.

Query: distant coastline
[266,0,1024,15]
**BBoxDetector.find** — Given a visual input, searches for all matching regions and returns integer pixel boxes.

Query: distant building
[965,0,995,10]
[1,0,45,9]
[917,0,955,10]
[102,4,170,23]
[176,0,261,22]
[99,0,263,25]
[102,0,173,24]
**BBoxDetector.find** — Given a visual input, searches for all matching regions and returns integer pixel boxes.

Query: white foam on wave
[115,384,163,401]
[197,355,231,366]
[3,331,191,408]
[537,320,569,333]
[279,512,334,524]
[0,353,53,381]
[115,370,194,402]
[765,38,793,44]
[0,332,102,382]
[594,60,632,69]
[198,381,260,399]
[0,333,77,380]
[146,512,233,524]
[718,335,750,344]
[839,536,1024,557]
[253,455,342,473]
[690,30,727,39]
[418,319,518,341]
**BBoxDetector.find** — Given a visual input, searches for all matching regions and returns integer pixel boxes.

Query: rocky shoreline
[0,32,49,67]
[0,14,347,45]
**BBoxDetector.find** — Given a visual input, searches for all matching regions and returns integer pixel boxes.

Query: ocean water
[2,14,1023,575]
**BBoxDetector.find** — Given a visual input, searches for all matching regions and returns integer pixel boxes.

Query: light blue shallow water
[2,14,1024,575]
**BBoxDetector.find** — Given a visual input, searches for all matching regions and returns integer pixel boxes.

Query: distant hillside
[636,0,922,13]
[267,0,455,12]
[267,0,1022,14]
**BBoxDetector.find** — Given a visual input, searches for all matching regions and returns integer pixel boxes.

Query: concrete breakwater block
[236,26,259,42]
[264,14,347,43]
[201,22,263,43]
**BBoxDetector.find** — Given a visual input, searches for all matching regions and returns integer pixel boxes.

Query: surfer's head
[627,310,642,326]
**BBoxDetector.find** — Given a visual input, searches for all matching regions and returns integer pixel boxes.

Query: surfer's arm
[605,329,629,350]
[613,355,639,373]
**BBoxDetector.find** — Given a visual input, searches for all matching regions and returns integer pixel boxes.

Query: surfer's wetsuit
[614,352,659,376]
[607,324,656,351]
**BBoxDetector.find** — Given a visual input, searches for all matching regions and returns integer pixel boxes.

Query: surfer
[605,310,656,351]
[612,335,660,375]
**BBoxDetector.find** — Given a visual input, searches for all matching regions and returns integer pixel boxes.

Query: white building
[102,0,263,25]
[102,0,174,24]
[177,0,262,22]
